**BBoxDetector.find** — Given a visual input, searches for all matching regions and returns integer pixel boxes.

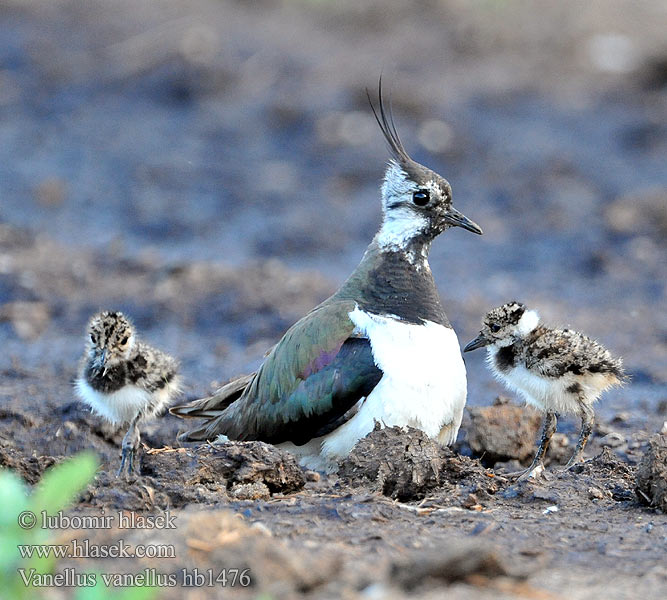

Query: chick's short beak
[463,333,490,352]
[445,207,483,235]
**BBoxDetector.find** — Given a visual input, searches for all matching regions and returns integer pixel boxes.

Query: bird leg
[507,411,557,481]
[117,415,141,477]
[564,402,594,469]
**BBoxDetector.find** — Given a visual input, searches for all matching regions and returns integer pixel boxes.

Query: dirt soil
[1,1,666,599]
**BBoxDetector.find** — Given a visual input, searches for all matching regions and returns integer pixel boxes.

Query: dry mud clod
[338,425,495,502]
[194,440,306,495]
[465,400,542,465]
[636,434,667,512]
[0,445,58,484]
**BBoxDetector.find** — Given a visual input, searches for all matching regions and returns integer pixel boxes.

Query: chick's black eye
[412,190,430,206]
[490,324,501,333]
[120,336,129,345]
[90,334,96,343]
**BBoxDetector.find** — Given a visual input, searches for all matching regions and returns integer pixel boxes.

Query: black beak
[99,349,108,375]
[445,208,483,235]
[463,333,490,352]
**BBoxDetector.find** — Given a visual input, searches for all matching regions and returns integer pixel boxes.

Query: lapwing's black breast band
[333,243,450,327]
[85,357,176,394]
[85,363,127,394]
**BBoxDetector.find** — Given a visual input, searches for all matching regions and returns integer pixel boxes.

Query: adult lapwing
[172,83,483,471]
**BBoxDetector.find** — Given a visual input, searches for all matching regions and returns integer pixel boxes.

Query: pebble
[612,412,630,424]
[462,493,480,509]
[230,482,270,501]
[588,487,605,500]
[598,432,626,448]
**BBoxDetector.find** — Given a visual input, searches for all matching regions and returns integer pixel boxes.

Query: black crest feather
[366,77,411,165]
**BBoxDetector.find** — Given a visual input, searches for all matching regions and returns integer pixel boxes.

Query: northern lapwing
[75,311,181,476]
[464,302,626,481]
[171,83,483,471]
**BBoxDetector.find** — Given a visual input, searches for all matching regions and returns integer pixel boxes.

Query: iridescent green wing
[188,300,383,444]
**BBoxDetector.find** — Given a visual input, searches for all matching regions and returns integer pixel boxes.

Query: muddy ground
[1,0,666,598]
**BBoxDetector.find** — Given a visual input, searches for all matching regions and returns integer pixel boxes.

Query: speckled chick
[464,302,625,480]
[75,311,180,476]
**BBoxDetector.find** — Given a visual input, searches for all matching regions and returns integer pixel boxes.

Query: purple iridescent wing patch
[299,339,347,379]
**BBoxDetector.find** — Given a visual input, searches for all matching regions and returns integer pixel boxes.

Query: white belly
[297,307,467,469]
[486,347,597,415]
[75,379,153,425]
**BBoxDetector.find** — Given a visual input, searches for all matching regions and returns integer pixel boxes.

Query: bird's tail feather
[177,423,213,442]
[169,373,254,419]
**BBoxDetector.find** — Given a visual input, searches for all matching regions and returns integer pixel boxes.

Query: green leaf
[30,452,99,517]
[0,470,30,574]
[0,470,29,529]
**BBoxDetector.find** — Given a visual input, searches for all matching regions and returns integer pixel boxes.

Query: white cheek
[377,207,429,249]
[517,310,539,335]
[381,161,414,204]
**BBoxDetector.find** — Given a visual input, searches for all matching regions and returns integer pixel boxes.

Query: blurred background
[0,0,665,432]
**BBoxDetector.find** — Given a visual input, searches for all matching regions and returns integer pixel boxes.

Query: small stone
[533,487,560,503]
[230,482,270,501]
[304,470,321,482]
[462,493,479,509]
[599,432,626,448]
[588,487,604,500]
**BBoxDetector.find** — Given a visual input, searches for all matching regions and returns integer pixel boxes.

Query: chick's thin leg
[565,402,594,469]
[117,415,141,477]
[508,411,557,481]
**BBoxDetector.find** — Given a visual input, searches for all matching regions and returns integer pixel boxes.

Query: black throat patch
[85,362,127,394]
[495,345,517,372]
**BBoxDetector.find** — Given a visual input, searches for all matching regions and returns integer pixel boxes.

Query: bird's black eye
[120,336,129,345]
[90,333,96,343]
[412,190,430,206]
[490,323,501,333]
